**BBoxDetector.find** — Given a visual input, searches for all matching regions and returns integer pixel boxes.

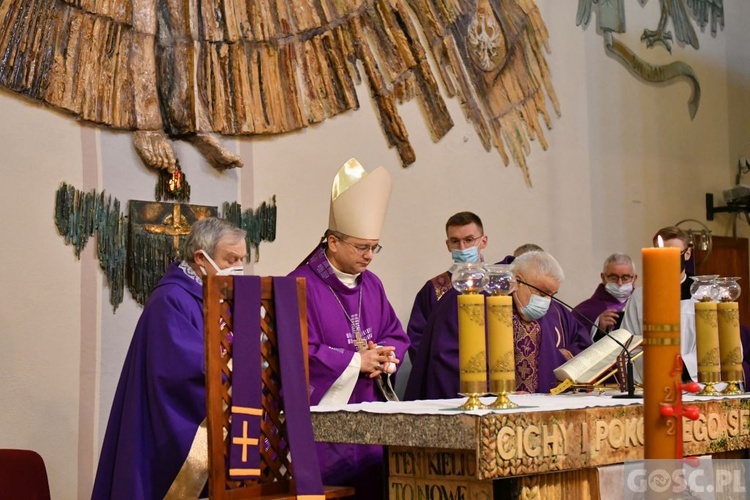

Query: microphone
[516,278,641,399]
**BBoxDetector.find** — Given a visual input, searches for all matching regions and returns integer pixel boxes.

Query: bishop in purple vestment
[405,252,591,400]
[92,218,247,500]
[573,253,637,341]
[290,158,409,499]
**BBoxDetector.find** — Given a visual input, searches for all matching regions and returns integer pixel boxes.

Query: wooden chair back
[204,275,353,499]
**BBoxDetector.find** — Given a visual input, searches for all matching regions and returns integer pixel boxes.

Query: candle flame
[657,235,664,248]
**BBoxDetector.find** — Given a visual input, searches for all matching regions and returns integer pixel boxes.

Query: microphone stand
[516,279,641,399]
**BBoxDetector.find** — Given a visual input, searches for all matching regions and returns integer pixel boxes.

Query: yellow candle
[457,293,487,395]
[717,302,743,381]
[642,246,681,459]
[487,295,515,394]
[695,302,721,383]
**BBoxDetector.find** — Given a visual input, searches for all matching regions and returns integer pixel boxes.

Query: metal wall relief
[54,183,276,311]
[577,0,724,119]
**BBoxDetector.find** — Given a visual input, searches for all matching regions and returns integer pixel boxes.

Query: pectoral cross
[353,331,368,352]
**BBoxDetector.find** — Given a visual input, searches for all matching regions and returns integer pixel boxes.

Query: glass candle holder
[689,275,719,302]
[715,277,741,302]
[452,262,489,294]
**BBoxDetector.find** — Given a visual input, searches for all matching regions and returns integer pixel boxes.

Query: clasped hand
[360,340,399,379]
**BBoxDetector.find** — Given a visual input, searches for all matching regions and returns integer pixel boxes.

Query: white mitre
[328,158,392,240]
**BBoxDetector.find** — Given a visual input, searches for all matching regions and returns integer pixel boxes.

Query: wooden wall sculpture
[0,0,559,185]
[576,0,724,119]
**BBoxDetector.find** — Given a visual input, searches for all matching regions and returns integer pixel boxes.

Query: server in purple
[92,218,247,500]
[289,158,409,499]
[406,211,488,361]
[573,253,637,341]
[405,251,591,399]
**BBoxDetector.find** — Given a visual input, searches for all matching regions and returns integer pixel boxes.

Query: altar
[311,394,750,499]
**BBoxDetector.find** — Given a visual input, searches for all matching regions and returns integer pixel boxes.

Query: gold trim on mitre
[328,158,392,240]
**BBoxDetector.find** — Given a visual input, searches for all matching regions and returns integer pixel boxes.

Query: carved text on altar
[684,409,750,442]
[390,481,473,500]
[496,421,572,459]
[492,409,750,462]
[592,416,643,451]
[389,448,491,500]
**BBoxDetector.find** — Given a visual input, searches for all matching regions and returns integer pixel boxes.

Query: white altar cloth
[311,393,749,416]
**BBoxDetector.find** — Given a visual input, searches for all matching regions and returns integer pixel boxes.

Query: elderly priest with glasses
[573,253,638,342]
[289,158,409,500]
[405,251,591,400]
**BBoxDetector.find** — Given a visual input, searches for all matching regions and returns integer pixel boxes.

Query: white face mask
[199,250,244,276]
[605,282,633,301]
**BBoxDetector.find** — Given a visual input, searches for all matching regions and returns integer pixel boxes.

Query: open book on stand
[553,329,643,391]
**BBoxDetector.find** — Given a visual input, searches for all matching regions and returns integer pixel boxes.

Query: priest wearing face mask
[404,250,591,399]
[573,253,637,342]
[405,211,488,361]
[93,217,247,500]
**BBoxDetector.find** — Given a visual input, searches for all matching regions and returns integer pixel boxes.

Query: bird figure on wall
[0,0,559,186]
[576,0,724,119]
[641,0,724,52]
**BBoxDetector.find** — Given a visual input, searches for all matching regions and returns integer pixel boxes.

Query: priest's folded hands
[362,341,399,378]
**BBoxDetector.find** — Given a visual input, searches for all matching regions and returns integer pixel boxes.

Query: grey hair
[602,253,636,274]
[183,217,246,263]
[511,251,565,281]
[513,243,544,257]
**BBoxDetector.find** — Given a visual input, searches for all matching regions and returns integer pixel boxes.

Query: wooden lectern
[204,275,354,499]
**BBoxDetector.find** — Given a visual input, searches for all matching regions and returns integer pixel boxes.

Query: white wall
[1,2,748,498]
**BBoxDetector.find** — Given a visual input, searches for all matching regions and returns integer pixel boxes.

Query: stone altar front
[311,394,750,499]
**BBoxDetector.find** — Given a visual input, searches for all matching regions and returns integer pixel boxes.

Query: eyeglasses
[336,238,382,255]
[447,235,483,246]
[604,274,634,284]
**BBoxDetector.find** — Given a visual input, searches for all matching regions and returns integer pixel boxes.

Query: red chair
[0,449,51,500]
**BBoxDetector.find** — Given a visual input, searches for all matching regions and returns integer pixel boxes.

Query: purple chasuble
[404,259,592,399]
[92,262,208,500]
[288,245,409,499]
[572,283,628,331]
[406,271,452,361]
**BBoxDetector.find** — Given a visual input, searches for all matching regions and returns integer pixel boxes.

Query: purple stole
[230,276,324,497]
[513,312,542,392]
[230,277,262,478]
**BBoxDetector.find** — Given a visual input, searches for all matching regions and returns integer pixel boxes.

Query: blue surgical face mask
[520,294,551,320]
[451,245,480,263]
